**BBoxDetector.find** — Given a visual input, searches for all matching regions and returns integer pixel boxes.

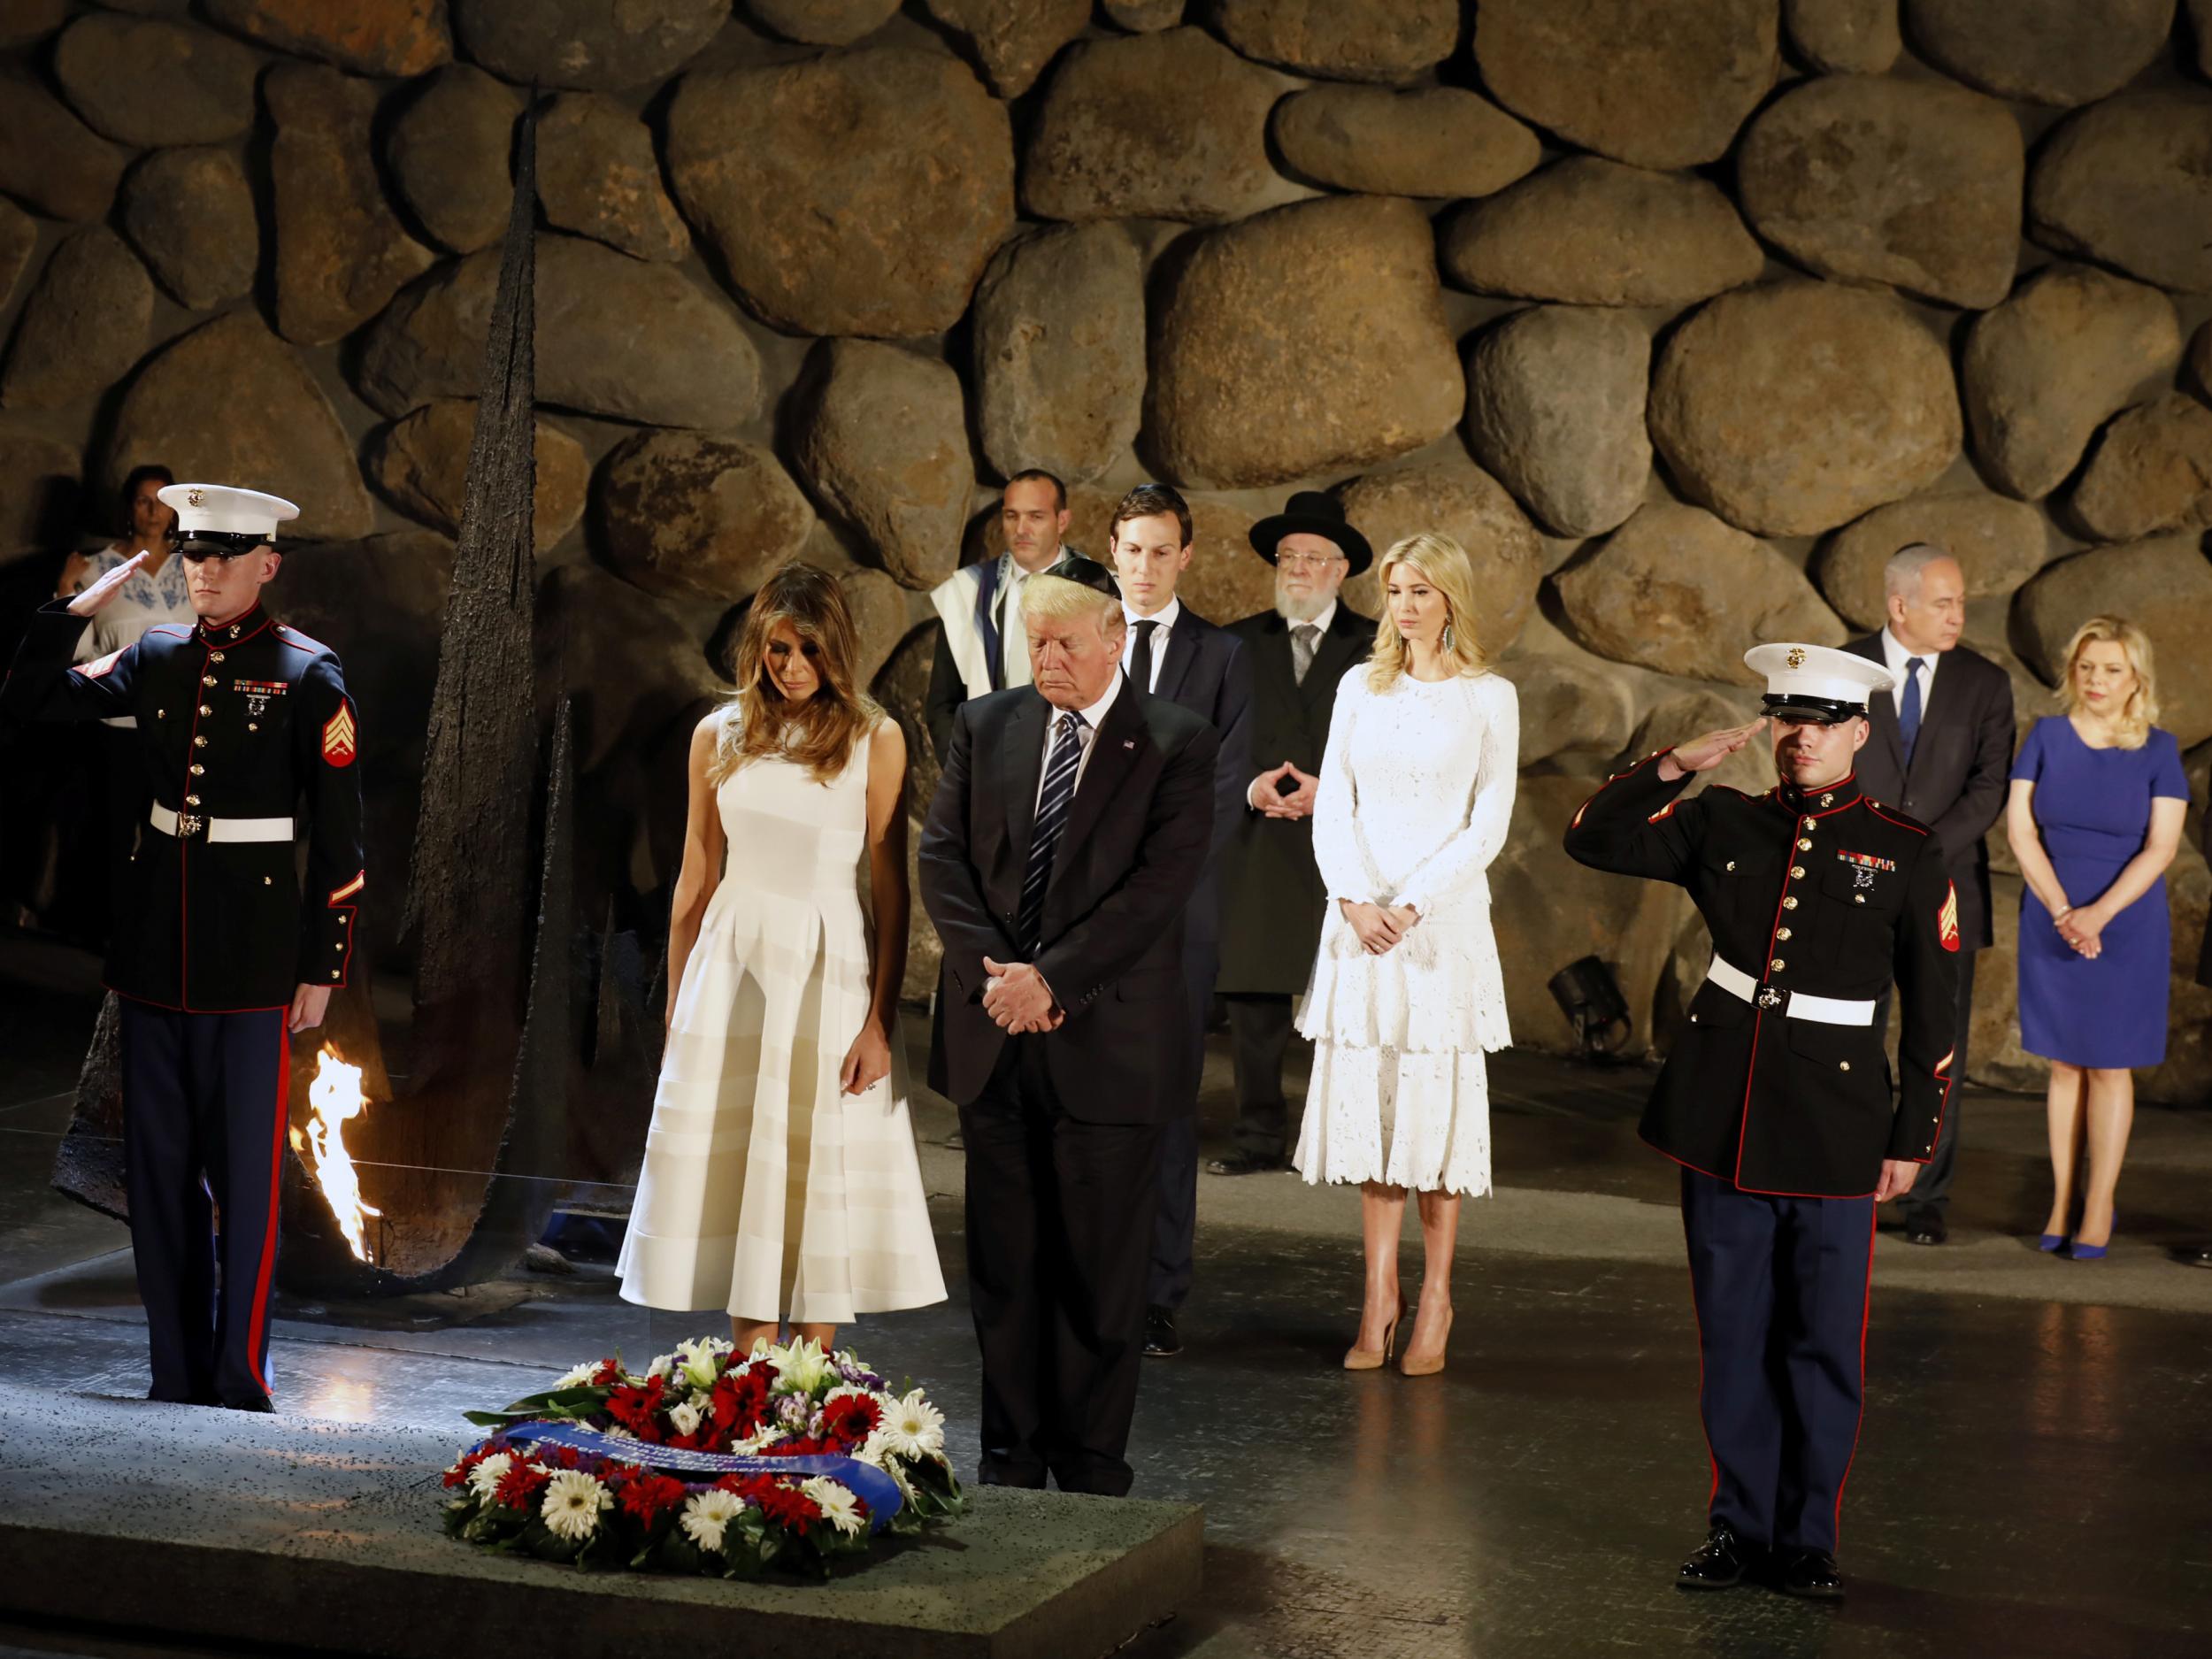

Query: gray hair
[1883,541,1955,601]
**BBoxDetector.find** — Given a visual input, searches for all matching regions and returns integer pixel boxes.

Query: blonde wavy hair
[710,563,881,786]
[2055,614,2157,750]
[1365,533,1489,692]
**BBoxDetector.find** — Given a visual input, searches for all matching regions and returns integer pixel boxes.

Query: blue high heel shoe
[2070,1217,2113,1261]
[2038,1233,2066,1253]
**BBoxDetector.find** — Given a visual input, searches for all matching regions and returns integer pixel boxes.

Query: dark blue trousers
[1680,1167,1876,1556]
[118,1000,289,1406]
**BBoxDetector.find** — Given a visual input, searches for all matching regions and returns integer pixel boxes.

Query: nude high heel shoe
[1400,1307,1453,1378]
[1343,1295,1406,1371]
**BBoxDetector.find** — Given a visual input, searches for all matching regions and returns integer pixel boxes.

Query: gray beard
[1274,588,1329,624]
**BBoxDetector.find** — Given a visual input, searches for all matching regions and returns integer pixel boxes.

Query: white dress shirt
[1879,625,1940,702]
[1033,671,1124,814]
[1118,595,1181,693]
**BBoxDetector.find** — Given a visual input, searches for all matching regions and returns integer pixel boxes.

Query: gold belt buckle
[177,813,205,840]
[1755,986,1785,1011]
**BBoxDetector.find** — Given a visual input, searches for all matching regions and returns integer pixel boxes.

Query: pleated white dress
[618,725,946,1324]
[1294,667,1518,1198]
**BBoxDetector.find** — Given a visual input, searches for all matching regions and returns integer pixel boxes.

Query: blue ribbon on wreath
[490,1419,904,1533]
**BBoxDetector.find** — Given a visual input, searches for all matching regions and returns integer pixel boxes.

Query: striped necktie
[1019,710,1087,953]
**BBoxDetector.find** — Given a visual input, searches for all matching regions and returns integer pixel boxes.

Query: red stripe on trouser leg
[1830,1203,1878,1550]
[243,1021,290,1397]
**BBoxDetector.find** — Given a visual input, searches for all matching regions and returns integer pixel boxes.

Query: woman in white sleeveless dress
[1294,532,1517,1379]
[618,564,945,1354]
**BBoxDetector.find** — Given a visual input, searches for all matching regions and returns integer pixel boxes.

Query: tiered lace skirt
[1292,899,1511,1197]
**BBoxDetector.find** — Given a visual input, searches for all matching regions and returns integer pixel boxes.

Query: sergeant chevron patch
[1939,883,1960,952]
[322,703,357,767]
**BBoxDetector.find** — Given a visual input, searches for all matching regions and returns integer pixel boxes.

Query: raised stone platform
[0,1391,1202,1659]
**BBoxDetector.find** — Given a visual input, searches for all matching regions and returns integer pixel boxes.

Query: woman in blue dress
[2005,616,2188,1259]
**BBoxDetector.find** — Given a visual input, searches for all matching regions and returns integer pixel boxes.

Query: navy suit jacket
[918,681,1219,1123]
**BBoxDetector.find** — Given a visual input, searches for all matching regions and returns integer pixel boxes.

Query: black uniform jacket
[1563,751,1959,1198]
[918,680,1217,1125]
[1214,603,1371,995]
[2,600,365,1012]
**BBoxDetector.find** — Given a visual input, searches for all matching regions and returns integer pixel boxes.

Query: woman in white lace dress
[1294,532,1517,1378]
[618,564,945,1356]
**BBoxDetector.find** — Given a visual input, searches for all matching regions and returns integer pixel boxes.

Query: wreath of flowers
[441,1335,962,1578]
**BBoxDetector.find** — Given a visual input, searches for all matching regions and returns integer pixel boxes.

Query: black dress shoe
[1205,1149,1283,1177]
[1904,1209,1948,1246]
[2180,1245,2212,1269]
[1677,1522,1759,1590]
[1777,1548,1844,1601]
[1142,1305,1181,1358]
[221,1393,277,1414]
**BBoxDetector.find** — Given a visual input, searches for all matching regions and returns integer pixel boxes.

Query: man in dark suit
[1102,483,1252,1361]
[918,567,1219,1497]
[1207,492,1373,1178]
[1844,542,2015,1246]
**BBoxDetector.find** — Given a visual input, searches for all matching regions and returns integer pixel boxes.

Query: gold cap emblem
[1786,647,1806,669]
[186,487,205,508]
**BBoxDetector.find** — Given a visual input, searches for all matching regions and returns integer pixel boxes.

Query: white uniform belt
[150,804,295,844]
[1706,954,1876,1027]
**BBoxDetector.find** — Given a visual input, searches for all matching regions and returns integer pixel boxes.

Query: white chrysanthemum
[876,1388,946,1459]
[551,1362,597,1390]
[646,1352,676,1380]
[541,1470,611,1541]
[465,1452,513,1501]
[668,1399,703,1437]
[600,1423,639,1441]
[679,1486,744,1554]
[767,1335,833,1395]
[802,1477,865,1538]
[731,1427,781,1455]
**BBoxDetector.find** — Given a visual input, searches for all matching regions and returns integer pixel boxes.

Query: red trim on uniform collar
[196,603,271,646]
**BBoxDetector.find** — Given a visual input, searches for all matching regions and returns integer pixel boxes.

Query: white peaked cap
[157,483,302,540]
[1743,642,1900,721]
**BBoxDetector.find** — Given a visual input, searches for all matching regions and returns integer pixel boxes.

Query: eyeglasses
[1275,553,1344,572]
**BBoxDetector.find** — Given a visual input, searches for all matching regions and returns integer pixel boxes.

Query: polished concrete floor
[3,932,2209,1657]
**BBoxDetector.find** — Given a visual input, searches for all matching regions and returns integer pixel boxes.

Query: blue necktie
[1899,657,1925,764]
[1018,711,1086,952]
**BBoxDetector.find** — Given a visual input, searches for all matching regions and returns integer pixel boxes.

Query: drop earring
[1442,620,1455,652]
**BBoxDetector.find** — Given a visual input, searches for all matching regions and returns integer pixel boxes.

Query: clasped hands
[2051,901,2104,960]
[1250,760,1319,819]
[982,956,1064,1034]
[1342,898,1419,956]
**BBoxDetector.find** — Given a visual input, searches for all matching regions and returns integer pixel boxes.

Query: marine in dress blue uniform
[0,485,364,1412]
[1563,643,1959,1601]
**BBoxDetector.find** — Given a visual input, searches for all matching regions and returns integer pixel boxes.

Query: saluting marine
[0,484,364,1413]
[1563,642,1958,1602]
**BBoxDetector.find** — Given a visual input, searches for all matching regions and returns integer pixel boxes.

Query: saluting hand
[1657,718,1767,781]
[65,549,150,618]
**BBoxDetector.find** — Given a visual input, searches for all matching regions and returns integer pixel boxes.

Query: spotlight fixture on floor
[1549,955,1631,1064]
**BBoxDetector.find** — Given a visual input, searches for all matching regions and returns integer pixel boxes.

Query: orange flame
[295,1047,382,1263]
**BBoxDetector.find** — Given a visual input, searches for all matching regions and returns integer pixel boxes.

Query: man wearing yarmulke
[1,482,365,1414]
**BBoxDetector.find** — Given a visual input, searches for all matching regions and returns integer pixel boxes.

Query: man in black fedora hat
[1209,492,1375,1178]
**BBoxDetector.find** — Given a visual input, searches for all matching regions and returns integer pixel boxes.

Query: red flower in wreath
[442,1448,490,1489]
[757,1483,821,1535]
[716,1472,780,1503]
[711,1366,771,1435]
[616,1471,687,1524]
[494,1459,551,1509]
[820,1393,881,1448]
[591,1359,622,1386]
[605,1375,666,1439]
